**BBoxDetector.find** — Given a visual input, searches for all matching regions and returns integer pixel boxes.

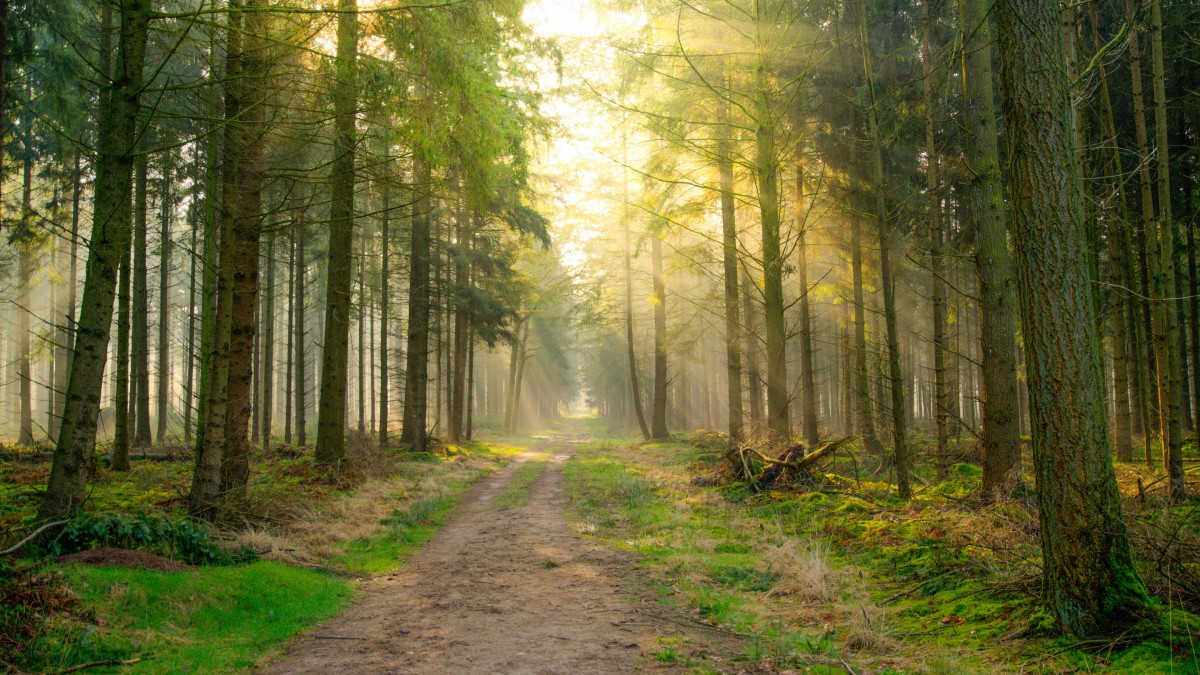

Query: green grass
[562,437,1200,673]
[333,492,462,575]
[492,460,548,508]
[3,436,533,673]
[20,561,351,674]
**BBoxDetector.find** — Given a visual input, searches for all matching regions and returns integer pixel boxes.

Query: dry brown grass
[221,442,506,570]
[765,538,835,602]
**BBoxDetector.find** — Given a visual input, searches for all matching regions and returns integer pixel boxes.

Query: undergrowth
[0,435,527,672]
[563,436,1200,674]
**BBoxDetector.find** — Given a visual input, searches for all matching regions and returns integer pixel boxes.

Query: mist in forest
[1,0,1198,663]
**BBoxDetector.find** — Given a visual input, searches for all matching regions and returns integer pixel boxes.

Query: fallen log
[725,436,857,488]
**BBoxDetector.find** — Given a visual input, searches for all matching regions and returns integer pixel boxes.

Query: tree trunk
[184,183,199,448]
[57,151,82,444]
[1148,0,1185,500]
[466,326,475,441]
[261,231,274,447]
[753,49,790,442]
[717,95,743,447]
[1090,3,1134,461]
[401,152,432,452]
[651,233,670,440]
[379,165,390,448]
[743,273,764,428]
[1127,0,1161,469]
[133,155,151,448]
[156,153,172,444]
[841,307,854,435]
[315,0,358,464]
[17,150,34,446]
[39,0,151,519]
[113,241,132,472]
[796,173,819,448]
[857,0,908,497]
[995,0,1149,634]
[357,227,366,435]
[960,0,1022,494]
[922,0,949,480]
[284,214,295,445]
[622,136,651,441]
[449,205,471,443]
[215,0,266,499]
[294,195,307,447]
[849,213,882,457]
[191,0,258,519]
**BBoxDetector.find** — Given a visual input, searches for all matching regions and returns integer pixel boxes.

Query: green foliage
[45,513,253,566]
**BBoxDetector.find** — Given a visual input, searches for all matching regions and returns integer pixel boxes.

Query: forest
[0,0,1198,672]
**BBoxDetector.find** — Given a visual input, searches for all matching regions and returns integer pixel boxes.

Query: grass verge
[563,438,1200,674]
[1,436,527,673]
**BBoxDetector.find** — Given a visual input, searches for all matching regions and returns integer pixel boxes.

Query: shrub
[45,513,253,566]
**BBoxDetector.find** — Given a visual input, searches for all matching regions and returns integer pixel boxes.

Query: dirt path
[267,438,745,674]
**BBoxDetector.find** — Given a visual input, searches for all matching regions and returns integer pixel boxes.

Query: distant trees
[17,0,553,523]
[564,0,1192,637]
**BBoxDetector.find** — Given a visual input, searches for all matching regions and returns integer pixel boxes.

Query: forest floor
[267,434,747,674]
[3,419,1198,674]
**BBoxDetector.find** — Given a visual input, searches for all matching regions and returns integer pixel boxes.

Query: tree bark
[850,213,882,456]
[716,95,743,447]
[995,0,1149,634]
[40,0,151,519]
[753,53,790,442]
[315,0,358,464]
[959,0,1022,493]
[857,0,909,497]
[133,155,151,448]
[401,151,431,451]
[650,233,670,440]
[795,166,819,448]
[156,153,172,444]
[294,194,307,447]
[1148,0,1185,500]
[379,165,390,448]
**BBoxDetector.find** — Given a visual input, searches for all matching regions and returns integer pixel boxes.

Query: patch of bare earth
[58,547,189,572]
[267,443,748,674]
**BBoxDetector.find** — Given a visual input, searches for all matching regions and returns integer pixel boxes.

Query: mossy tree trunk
[995,0,1150,635]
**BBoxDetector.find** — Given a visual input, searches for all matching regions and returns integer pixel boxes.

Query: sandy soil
[266,439,746,674]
